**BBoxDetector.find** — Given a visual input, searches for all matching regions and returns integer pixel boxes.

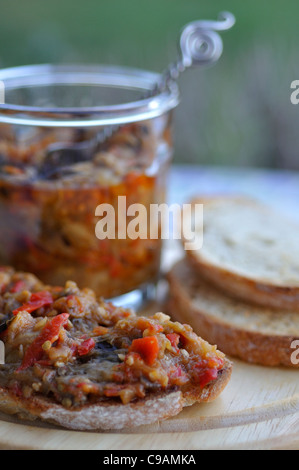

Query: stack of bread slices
[167,196,299,367]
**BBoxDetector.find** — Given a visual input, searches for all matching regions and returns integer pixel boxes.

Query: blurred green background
[0,0,299,169]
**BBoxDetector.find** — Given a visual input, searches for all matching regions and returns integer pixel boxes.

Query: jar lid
[0,64,179,127]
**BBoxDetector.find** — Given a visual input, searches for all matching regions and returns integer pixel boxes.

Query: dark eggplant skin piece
[0,321,8,334]
[90,338,120,364]
[0,317,12,334]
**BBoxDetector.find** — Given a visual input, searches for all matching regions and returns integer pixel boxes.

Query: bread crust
[0,363,232,431]
[183,196,299,311]
[187,254,299,312]
[167,259,299,368]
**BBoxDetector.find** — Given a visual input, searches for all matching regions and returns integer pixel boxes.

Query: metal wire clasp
[159,11,235,91]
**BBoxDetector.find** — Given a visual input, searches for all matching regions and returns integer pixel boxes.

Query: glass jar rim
[0,64,180,127]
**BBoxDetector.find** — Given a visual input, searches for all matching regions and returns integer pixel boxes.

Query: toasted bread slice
[0,362,232,431]
[167,258,299,367]
[0,266,232,431]
[182,196,299,310]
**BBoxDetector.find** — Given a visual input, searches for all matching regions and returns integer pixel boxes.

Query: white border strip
[0,81,4,104]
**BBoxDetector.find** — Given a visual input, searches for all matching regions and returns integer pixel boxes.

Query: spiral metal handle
[156,11,235,93]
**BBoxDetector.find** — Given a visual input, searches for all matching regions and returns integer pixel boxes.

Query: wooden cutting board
[0,228,298,449]
[0,359,298,450]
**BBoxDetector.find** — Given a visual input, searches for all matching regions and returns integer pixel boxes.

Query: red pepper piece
[13,291,53,316]
[77,338,95,356]
[17,313,69,371]
[129,336,159,366]
[10,280,26,294]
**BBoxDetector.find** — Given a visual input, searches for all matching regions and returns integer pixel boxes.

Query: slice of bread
[167,258,299,367]
[182,196,299,310]
[0,361,232,431]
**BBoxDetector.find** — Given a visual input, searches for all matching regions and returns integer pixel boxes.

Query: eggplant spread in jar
[0,119,172,298]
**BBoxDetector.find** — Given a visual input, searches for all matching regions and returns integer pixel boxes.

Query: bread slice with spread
[182,196,299,311]
[167,258,299,367]
[0,267,232,431]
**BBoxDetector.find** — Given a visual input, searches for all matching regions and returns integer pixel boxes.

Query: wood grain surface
[0,359,298,449]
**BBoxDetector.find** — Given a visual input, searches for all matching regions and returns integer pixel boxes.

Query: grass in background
[0,0,298,169]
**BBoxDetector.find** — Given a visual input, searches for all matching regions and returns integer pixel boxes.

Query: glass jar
[0,64,179,307]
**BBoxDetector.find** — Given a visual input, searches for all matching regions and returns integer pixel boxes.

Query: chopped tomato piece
[193,357,224,388]
[13,290,53,316]
[17,313,69,371]
[166,333,180,351]
[197,368,219,388]
[168,365,189,385]
[196,357,224,370]
[77,338,95,356]
[129,336,159,366]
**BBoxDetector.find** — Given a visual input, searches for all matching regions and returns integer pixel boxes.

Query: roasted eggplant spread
[0,267,226,408]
